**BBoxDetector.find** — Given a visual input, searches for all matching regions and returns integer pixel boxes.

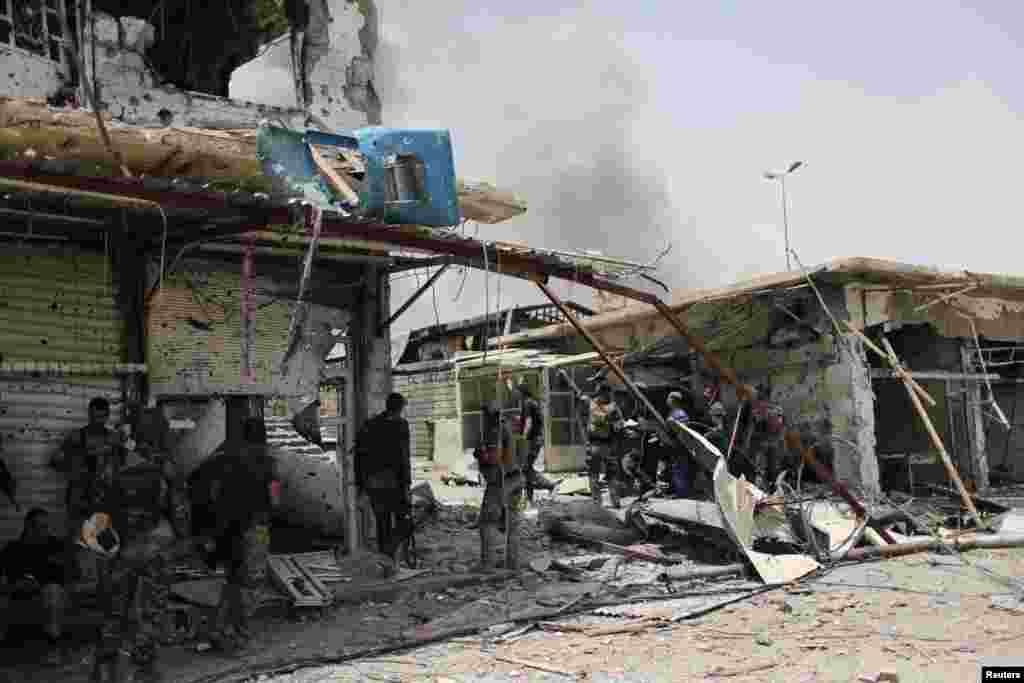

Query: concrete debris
[992,508,1024,535]
[553,475,592,496]
[332,548,397,580]
[858,672,900,683]
[989,593,1024,613]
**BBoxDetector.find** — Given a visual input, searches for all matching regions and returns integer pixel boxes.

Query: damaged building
[0,0,533,545]
[492,257,1024,496]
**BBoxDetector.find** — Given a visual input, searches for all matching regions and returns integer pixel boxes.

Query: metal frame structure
[0,160,875,492]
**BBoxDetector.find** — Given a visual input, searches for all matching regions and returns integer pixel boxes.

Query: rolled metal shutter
[0,245,126,543]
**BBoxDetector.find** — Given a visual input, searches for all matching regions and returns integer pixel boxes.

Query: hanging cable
[453,266,469,302]
[482,242,490,365]
[157,206,168,295]
[431,267,441,327]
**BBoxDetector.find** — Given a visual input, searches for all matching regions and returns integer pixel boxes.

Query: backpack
[112,461,164,532]
[589,400,616,440]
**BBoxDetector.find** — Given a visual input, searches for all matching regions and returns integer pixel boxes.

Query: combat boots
[588,472,603,505]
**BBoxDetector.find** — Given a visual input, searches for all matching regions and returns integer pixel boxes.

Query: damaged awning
[0,97,526,227]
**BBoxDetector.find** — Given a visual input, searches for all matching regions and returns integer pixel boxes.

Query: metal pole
[781,175,791,271]
[379,263,450,335]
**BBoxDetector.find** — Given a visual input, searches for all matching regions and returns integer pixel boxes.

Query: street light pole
[780,175,790,271]
[763,161,803,272]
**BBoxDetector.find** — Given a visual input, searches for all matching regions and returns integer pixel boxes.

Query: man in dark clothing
[582,384,625,507]
[474,401,524,571]
[0,508,66,661]
[747,384,786,491]
[90,404,198,682]
[505,378,555,502]
[204,417,279,652]
[51,396,122,584]
[355,393,412,558]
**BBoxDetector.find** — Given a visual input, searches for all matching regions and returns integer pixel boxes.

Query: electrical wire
[452,266,469,302]
[482,242,490,365]
[431,266,441,327]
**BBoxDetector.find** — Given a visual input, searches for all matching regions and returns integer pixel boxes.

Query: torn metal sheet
[808,501,866,556]
[674,423,821,584]
[643,498,727,531]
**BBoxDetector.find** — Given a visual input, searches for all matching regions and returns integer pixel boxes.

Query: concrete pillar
[344,265,392,552]
[845,336,880,495]
[962,345,991,492]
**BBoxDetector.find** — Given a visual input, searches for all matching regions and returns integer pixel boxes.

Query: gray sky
[376,1,1024,337]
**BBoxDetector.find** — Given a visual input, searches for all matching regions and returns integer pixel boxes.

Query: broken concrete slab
[992,509,1024,535]
[543,518,644,547]
[332,548,397,580]
[540,498,626,528]
[553,475,591,496]
[643,498,727,531]
[332,569,517,605]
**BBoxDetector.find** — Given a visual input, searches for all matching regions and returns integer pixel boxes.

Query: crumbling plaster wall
[144,254,373,472]
[84,12,309,128]
[229,0,381,130]
[3,3,377,131]
[2,47,63,99]
[713,330,879,494]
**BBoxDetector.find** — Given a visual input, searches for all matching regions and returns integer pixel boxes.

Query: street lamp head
[787,161,804,173]
[763,171,780,180]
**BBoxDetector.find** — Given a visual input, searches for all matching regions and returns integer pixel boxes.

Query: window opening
[0,0,73,70]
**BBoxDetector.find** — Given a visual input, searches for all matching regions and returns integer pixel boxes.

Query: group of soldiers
[1,396,280,682]
[0,377,796,679]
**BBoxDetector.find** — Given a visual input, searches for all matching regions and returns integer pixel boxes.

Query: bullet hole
[129,96,140,106]
[50,302,58,311]
[40,339,47,345]
[157,109,174,127]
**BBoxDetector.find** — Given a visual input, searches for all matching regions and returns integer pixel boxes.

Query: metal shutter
[0,245,126,543]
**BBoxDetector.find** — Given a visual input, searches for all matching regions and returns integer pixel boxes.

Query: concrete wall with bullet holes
[3,1,377,131]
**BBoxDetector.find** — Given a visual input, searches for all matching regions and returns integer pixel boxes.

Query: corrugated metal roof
[491,256,1024,348]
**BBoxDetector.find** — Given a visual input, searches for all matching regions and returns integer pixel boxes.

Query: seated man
[0,508,67,663]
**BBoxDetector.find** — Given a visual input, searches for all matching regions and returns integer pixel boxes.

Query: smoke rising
[374,3,692,334]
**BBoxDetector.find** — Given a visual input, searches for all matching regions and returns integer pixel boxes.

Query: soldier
[665,391,698,498]
[354,393,412,559]
[473,401,525,571]
[583,384,625,508]
[748,384,786,491]
[204,417,280,653]
[87,403,195,683]
[52,397,122,584]
[505,377,556,502]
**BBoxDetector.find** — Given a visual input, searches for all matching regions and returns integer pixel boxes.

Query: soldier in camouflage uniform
[582,385,626,508]
[87,404,194,683]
